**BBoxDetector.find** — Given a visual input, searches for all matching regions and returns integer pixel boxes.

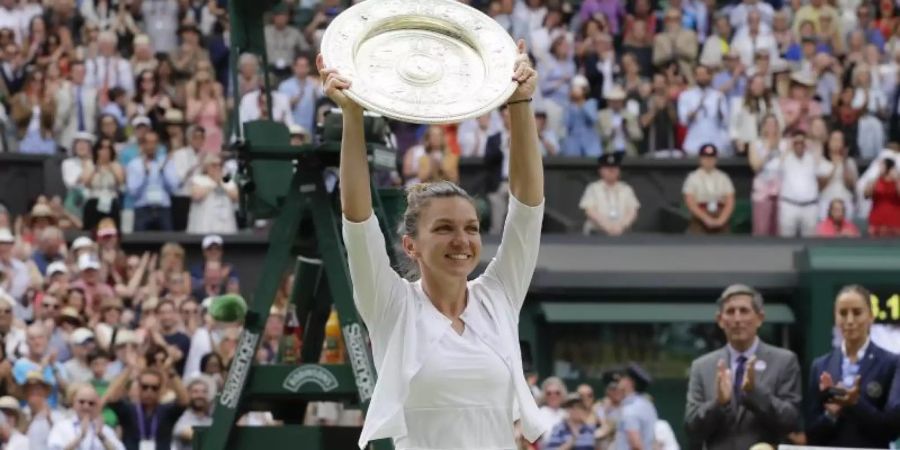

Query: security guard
[806,284,900,448]
[614,364,658,450]
[578,153,640,236]
[682,143,736,234]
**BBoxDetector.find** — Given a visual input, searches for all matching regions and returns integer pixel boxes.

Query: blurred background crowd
[0,0,899,449]
[0,0,898,237]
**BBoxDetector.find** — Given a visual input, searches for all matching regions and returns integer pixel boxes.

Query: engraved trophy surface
[320,0,518,124]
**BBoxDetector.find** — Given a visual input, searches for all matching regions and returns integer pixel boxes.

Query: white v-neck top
[397,323,516,450]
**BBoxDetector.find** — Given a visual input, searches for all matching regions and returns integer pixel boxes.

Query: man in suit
[685,284,802,450]
[54,60,98,152]
[85,31,135,97]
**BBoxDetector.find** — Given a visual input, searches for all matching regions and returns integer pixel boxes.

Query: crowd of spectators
[1,0,899,238]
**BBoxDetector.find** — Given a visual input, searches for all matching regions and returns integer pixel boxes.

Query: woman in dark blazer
[806,284,900,448]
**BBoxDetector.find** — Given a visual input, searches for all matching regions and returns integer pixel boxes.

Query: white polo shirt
[779,149,831,204]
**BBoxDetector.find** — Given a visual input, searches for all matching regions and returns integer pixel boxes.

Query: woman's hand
[316,54,362,114]
[508,40,537,103]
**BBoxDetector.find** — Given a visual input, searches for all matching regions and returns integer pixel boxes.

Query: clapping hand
[832,376,861,407]
[715,358,733,405]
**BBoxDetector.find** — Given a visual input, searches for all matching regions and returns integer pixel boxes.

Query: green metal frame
[201,0,399,446]
[195,132,397,450]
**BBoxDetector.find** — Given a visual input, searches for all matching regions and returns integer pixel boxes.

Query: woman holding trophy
[318,34,549,449]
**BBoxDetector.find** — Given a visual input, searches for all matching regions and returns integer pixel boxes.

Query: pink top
[815,219,860,238]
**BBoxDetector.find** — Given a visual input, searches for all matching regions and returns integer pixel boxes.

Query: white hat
[72,131,96,145]
[72,236,95,251]
[604,85,627,101]
[77,253,101,271]
[0,395,20,411]
[0,395,23,423]
[0,228,13,244]
[113,329,138,346]
[790,71,817,87]
[131,116,152,128]
[202,235,224,250]
[571,75,590,90]
[70,327,95,345]
[47,261,68,276]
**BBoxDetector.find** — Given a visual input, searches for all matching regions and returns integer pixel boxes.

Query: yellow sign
[870,293,900,324]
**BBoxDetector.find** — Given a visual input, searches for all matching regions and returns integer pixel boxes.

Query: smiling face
[402,197,481,281]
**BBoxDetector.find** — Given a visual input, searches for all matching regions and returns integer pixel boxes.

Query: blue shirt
[615,393,658,450]
[562,99,602,157]
[840,338,869,387]
[863,28,885,52]
[712,71,747,101]
[546,420,596,450]
[125,156,180,208]
[278,76,319,131]
[727,337,760,377]
[120,145,167,208]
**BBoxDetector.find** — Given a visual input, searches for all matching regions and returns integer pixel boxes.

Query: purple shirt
[579,0,626,35]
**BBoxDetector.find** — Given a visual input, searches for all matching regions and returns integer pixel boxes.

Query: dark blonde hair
[397,181,475,279]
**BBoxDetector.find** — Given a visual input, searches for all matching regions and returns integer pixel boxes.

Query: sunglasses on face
[141,383,161,392]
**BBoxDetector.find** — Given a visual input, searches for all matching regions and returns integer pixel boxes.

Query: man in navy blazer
[807,340,900,447]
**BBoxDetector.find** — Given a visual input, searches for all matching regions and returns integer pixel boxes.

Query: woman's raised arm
[507,40,544,207]
[316,54,371,222]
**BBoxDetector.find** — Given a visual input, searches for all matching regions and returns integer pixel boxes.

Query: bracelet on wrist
[506,97,532,106]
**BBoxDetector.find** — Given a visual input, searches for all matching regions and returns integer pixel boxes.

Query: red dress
[868,177,900,236]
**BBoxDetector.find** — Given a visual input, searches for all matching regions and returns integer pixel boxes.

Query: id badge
[98,195,113,214]
[706,202,718,214]
[146,187,165,205]
[139,440,155,450]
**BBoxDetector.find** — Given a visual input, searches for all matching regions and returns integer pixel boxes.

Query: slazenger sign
[343,323,375,402]
[219,330,260,409]
[283,365,339,392]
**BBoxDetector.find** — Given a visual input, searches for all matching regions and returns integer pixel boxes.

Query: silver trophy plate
[320,0,519,124]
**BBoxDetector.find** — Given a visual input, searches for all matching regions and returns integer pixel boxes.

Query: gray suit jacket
[684,341,802,450]
[54,81,98,151]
